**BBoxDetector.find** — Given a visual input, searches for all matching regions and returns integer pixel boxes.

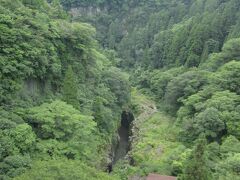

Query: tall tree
[62,66,79,108]
[182,137,211,180]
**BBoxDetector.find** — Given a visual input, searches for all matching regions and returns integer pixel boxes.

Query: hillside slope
[64,0,240,179]
[0,0,129,179]
[1,0,240,179]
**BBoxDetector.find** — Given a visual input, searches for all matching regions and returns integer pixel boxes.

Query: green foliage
[191,108,225,140]
[103,67,130,107]
[0,0,132,177]
[62,66,79,108]
[169,146,191,176]
[68,0,240,69]
[164,70,209,114]
[92,96,115,134]
[9,124,36,153]
[78,1,240,177]
[220,136,240,155]
[1,0,240,179]
[0,108,24,130]
[26,100,100,161]
[213,61,240,94]
[63,0,240,178]
[214,153,240,179]
[204,38,240,71]
[112,160,139,180]
[132,67,185,103]
[0,155,31,179]
[206,136,240,179]
[129,110,181,176]
[0,123,36,160]
[0,109,36,179]
[178,89,240,143]
[181,137,211,180]
[15,159,119,180]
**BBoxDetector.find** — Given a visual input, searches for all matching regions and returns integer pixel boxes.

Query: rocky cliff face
[69,6,108,18]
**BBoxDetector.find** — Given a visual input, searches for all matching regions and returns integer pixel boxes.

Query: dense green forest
[0,0,129,179]
[1,0,240,179]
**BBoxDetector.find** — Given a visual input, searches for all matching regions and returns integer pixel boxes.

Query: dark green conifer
[63,66,79,108]
[182,137,211,180]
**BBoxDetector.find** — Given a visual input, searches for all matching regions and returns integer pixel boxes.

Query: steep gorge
[113,111,134,165]
[1,0,240,179]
